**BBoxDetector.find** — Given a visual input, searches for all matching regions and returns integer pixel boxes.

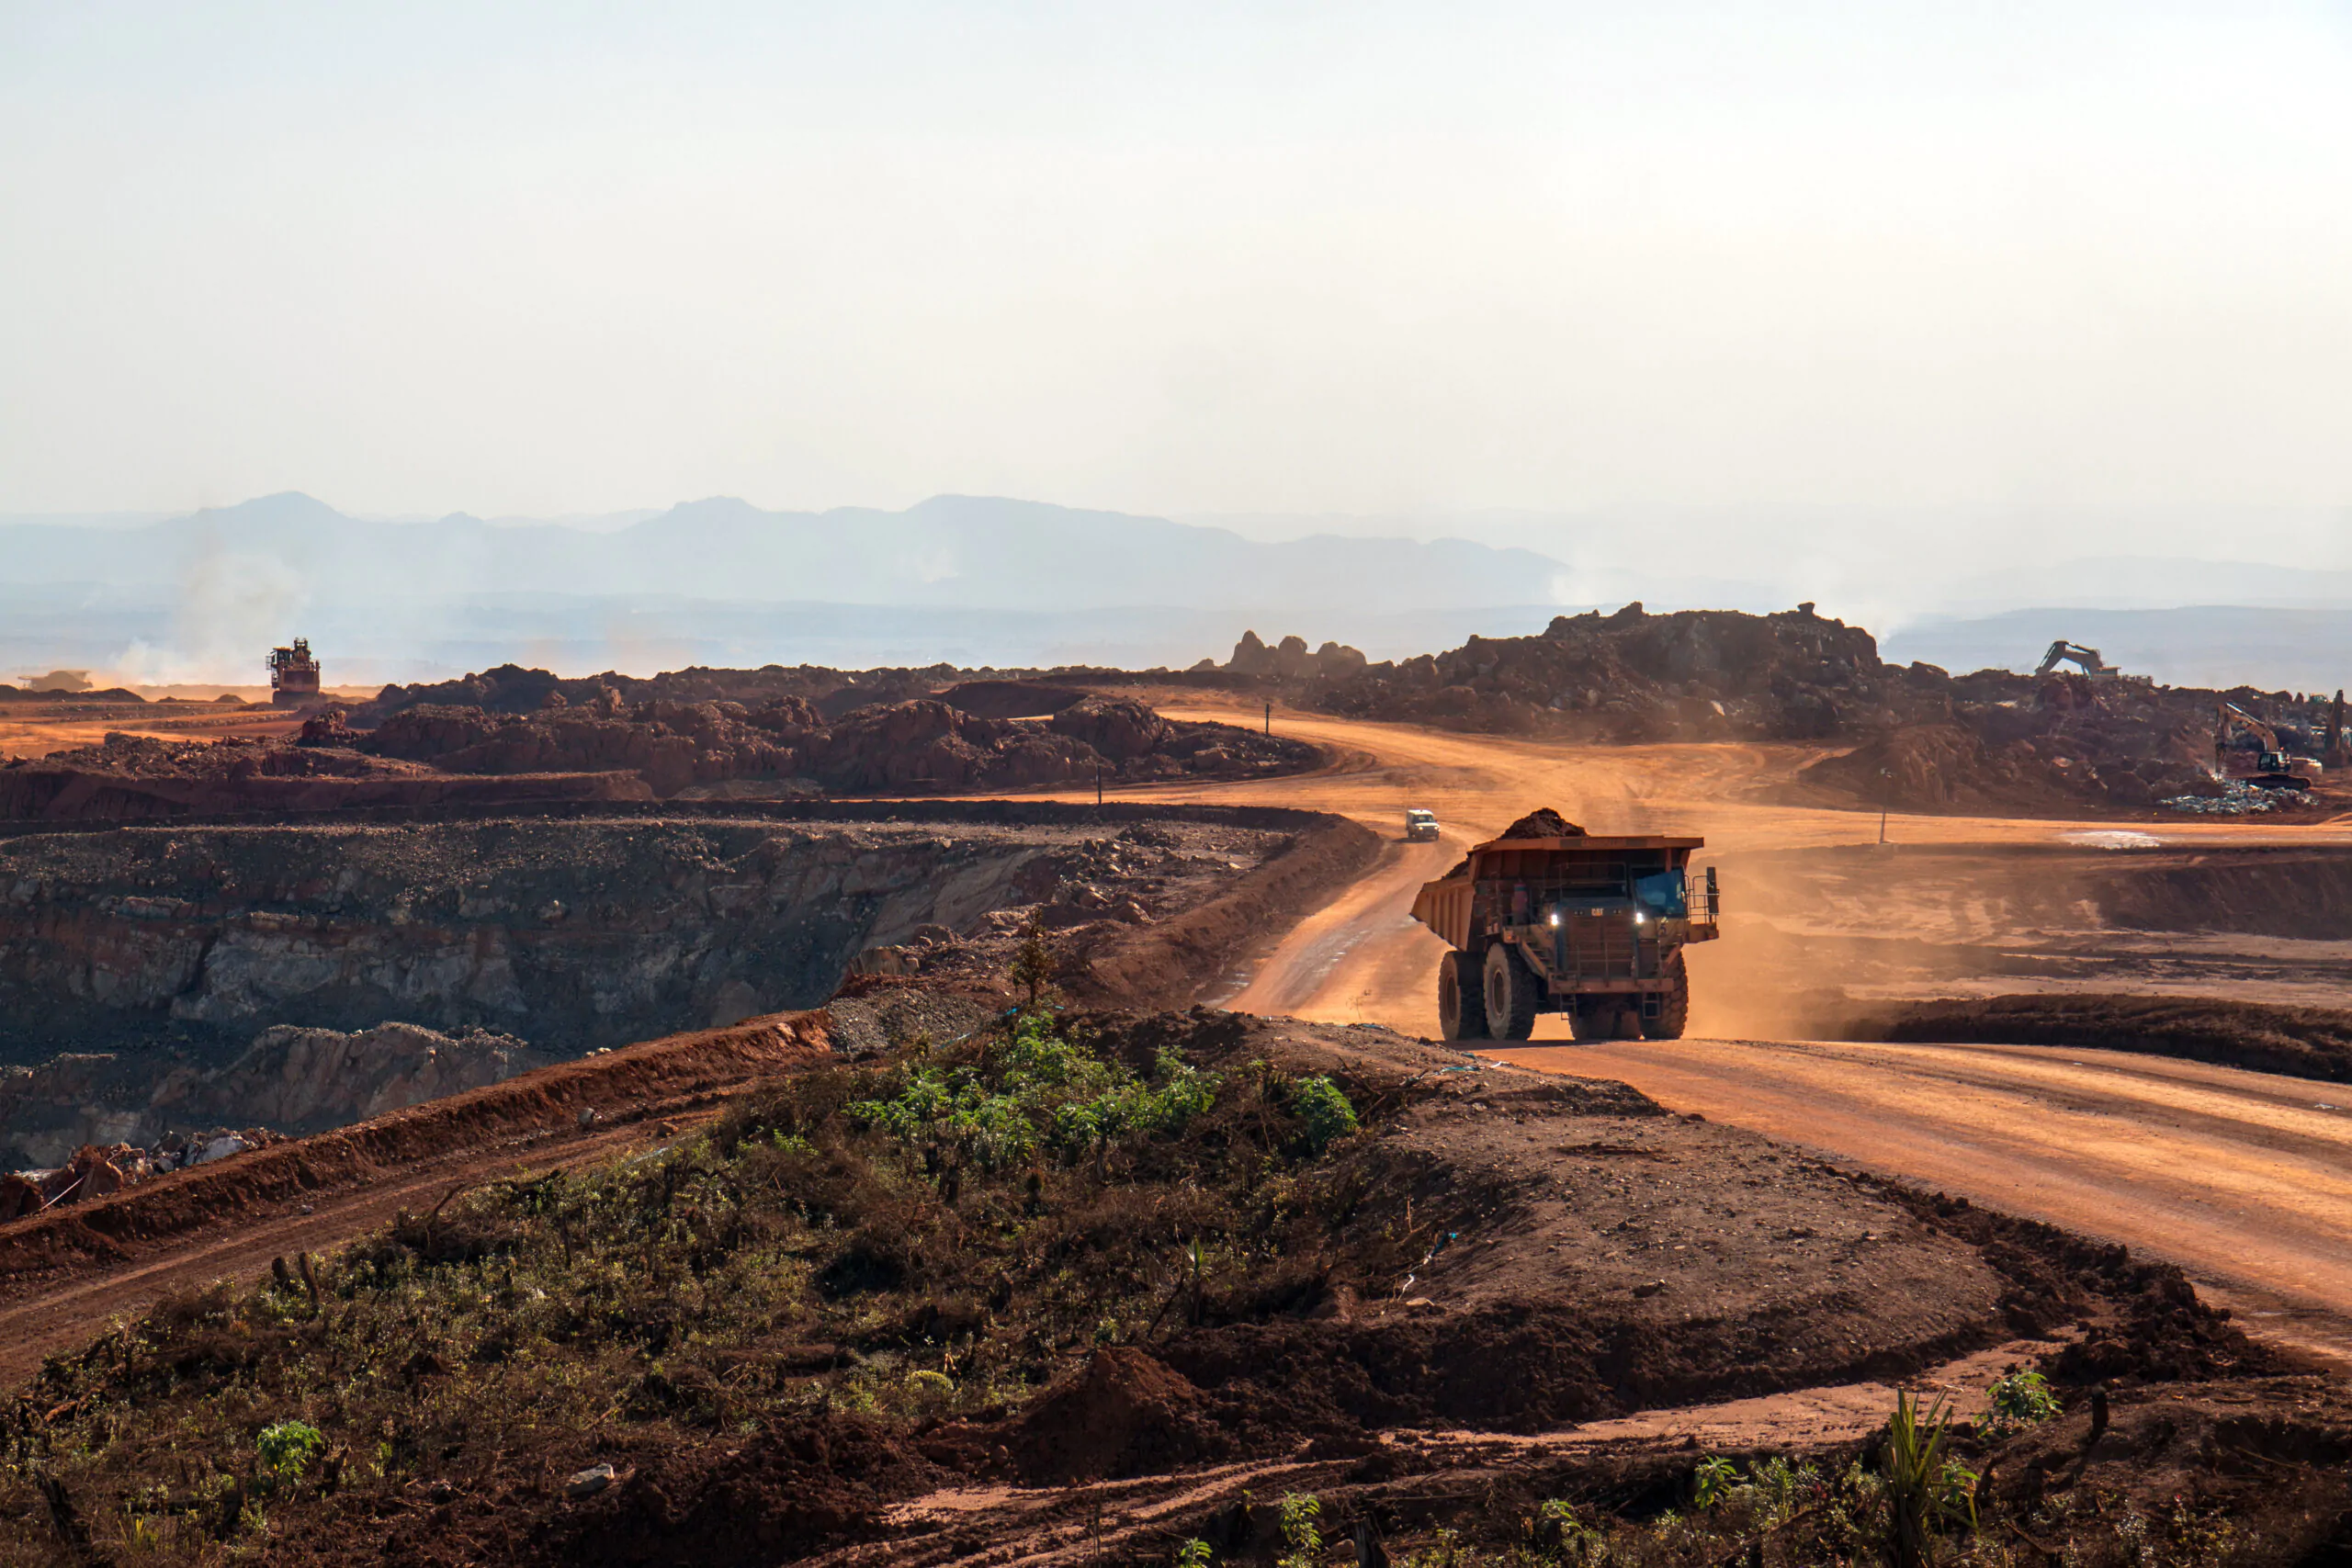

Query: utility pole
[1263,699,1272,736]
[1879,767,1893,846]
[1095,760,1103,806]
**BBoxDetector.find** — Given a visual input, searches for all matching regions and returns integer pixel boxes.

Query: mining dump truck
[268,637,322,706]
[1410,810,1719,1043]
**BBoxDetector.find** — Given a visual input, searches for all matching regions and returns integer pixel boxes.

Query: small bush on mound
[0,1010,1437,1563]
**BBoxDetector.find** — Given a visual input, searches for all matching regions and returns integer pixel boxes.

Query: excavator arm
[2036,640,2107,678]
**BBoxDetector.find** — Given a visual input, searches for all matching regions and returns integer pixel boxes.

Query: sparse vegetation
[0,1010,1430,1563]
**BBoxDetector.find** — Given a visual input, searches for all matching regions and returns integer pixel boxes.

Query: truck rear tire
[1482,943,1540,1041]
[1437,949,1487,1041]
[1639,954,1690,1041]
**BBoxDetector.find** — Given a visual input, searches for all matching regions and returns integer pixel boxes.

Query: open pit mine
[6,612,2352,1565]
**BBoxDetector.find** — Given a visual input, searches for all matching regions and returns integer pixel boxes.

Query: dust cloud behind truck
[1410,809,1719,1043]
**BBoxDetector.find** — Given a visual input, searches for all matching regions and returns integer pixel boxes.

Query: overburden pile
[1222,603,2335,816]
[0,680,1316,820]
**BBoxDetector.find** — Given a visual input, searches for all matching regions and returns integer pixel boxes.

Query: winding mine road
[1023,699,2352,1362]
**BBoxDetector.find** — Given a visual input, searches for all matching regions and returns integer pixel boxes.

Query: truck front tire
[1639,953,1690,1040]
[1438,949,1487,1041]
[1482,943,1540,1041]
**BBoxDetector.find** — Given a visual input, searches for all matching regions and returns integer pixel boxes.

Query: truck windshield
[1632,869,1687,918]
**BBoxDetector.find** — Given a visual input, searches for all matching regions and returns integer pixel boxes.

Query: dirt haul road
[1006,698,2352,1361]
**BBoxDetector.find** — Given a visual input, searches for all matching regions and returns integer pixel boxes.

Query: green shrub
[1692,1452,1737,1509]
[1277,1492,1324,1568]
[255,1419,324,1485]
[1984,1366,2060,1436]
[1292,1075,1358,1151]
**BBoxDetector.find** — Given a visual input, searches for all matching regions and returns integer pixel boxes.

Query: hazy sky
[5,2,2349,536]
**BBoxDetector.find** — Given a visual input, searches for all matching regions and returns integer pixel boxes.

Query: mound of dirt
[933,680,1088,718]
[0,728,651,822]
[1836,992,2352,1083]
[357,691,1314,800]
[1800,721,2223,814]
[1001,1347,1227,1482]
[524,1414,945,1568]
[1308,601,1904,742]
[1498,806,1584,840]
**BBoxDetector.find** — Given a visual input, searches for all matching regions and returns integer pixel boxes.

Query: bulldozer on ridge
[1411,810,1719,1043]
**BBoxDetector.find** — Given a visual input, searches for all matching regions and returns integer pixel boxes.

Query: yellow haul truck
[1410,816,1719,1043]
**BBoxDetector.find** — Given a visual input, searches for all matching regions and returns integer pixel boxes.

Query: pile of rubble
[0,677,1318,819]
[1300,602,1921,741]
[0,1023,544,1177]
[358,689,1313,796]
[2,1129,277,1219]
[1205,603,2339,818]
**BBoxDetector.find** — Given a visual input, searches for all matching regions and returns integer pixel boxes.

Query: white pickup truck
[1404,808,1440,842]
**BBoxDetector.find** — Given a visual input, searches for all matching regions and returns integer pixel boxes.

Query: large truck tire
[1482,942,1540,1041]
[1640,953,1690,1041]
[1437,949,1488,1041]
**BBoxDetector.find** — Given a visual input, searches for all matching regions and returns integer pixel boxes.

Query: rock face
[0,808,1307,1069]
[1223,631,1368,681]
[0,817,1077,1059]
[0,1021,545,1167]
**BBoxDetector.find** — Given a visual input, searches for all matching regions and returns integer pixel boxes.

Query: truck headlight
[1633,912,1646,925]
[1547,911,1560,926]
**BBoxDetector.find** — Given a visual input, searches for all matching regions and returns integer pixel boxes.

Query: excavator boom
[2035,639,2108,678]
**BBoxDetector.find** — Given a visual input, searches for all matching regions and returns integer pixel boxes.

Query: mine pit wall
[0,801,1363,1070]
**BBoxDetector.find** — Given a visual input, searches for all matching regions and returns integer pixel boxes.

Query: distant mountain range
[0,493,1578,682]
[6,493,2347,691]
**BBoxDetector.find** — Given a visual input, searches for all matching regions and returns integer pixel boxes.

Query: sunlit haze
[5,4,2348,543]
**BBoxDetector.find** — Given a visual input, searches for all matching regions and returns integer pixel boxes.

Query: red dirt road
[1498,1037,2352,1364]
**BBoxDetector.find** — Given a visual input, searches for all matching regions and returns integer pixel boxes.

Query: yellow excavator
[2217,703,2324,790]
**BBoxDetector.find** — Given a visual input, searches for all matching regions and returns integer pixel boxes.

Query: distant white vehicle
[1404,808,1440,842]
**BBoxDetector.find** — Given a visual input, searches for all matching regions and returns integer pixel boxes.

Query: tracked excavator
[2036,640,2112,678]
[2217,703,2324,789]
